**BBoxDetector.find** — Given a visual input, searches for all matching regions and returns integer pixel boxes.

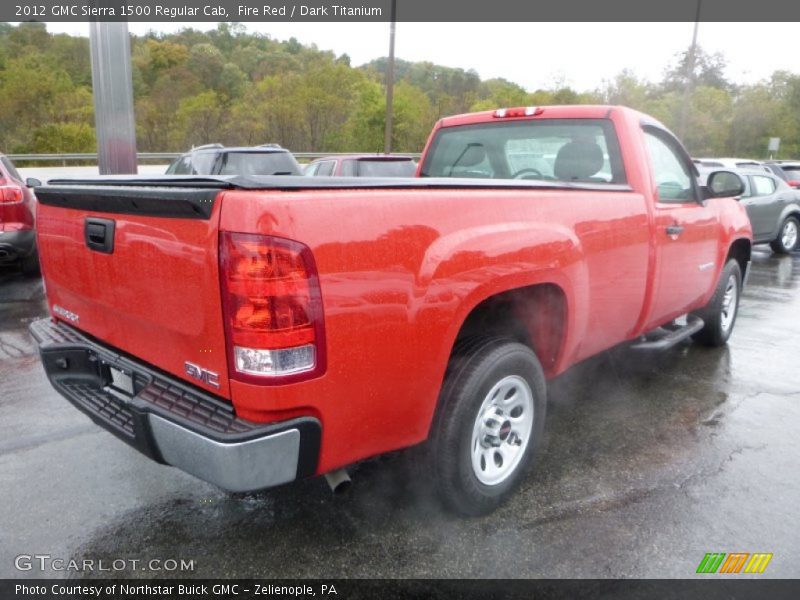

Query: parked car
[305,154,417,177]
[0,153,39,274]
[32,105,751,516]
[702,167,800,253]
[166,144,302,176]
[765,161,800,189]
[694,157,766,169]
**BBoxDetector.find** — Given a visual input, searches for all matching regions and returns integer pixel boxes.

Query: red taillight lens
[0,181,24,204]
[788,180,800,188]
[220,232,326,384]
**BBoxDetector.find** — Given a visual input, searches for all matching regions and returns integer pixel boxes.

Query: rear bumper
[0,229,36,263]
[29,318,321,492]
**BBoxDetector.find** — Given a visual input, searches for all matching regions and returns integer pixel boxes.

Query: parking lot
[1,247,798,579]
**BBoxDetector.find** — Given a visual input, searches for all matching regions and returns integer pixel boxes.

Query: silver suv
[166,144,302,176]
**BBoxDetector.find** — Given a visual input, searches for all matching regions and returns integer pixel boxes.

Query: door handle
[665,225,684,236]
[85,217,115,254]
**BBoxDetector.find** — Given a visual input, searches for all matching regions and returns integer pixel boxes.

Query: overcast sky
[41,22,798,91]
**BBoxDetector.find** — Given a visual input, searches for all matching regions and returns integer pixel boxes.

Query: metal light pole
[678,0,702,140]
[89,21,138,174]
[383,0,397,154]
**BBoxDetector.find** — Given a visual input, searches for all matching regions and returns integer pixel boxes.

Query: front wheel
[429,338,547,516]
[770,216,799,254]
[692,259,742,347]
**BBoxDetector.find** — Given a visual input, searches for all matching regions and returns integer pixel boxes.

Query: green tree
[172,91,227,148]
[30,123,95,153]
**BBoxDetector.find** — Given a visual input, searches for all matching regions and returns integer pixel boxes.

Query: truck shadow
[69,341,734,579]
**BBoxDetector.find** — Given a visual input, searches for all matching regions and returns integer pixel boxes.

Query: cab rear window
[420,118,626,184]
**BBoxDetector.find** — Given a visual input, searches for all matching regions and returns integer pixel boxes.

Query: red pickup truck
[31,106,752,515]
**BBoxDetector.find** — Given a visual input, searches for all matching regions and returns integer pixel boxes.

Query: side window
[169,155,193,175]
[751,175,776,196]
[192,152,217,175]
[315,161,335,176]
[340,160,356,177]
[304,162,319,176]
[643,130,695,202]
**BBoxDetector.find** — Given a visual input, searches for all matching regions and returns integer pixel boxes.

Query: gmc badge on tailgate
[184,361,220,389]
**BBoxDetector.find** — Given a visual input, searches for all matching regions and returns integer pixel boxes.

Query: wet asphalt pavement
[1,248,798,580]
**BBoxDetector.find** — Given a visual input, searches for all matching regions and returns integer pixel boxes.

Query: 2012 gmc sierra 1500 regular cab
[31,105,752,515]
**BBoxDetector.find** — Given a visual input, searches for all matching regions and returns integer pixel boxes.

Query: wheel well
[453,283,567,373]
[727,238,751,280]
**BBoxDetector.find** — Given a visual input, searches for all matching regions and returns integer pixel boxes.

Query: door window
[643,131,695,202]
[315,161,336,176]
[751,175,776,196]
[168,155,194,175]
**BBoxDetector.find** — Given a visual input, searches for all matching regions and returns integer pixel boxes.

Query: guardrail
[8,152,422,163]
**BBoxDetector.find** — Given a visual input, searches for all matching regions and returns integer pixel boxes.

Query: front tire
[770,216,799,254]
[692,259,742,347]
[430,338,547,516]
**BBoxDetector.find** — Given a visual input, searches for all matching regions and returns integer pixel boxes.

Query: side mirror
[26,177,42,188]
[704,170,744,199]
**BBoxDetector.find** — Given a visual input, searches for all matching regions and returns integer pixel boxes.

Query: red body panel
[37,106,753,476]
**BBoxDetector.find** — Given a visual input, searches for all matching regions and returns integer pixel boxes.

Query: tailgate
[35,184,232,399]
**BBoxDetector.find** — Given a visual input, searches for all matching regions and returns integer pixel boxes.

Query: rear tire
[692,259,742,347]
[20,250,40,276]
[770,216,799,254]
[430,338,546,516]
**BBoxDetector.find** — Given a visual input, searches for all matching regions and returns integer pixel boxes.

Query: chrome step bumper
[30,318,321,492]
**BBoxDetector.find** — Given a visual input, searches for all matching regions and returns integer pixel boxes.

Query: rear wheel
[430,338,546,516]
[692,259,742,347]
[770,216,799,254]
[20,250,40,276]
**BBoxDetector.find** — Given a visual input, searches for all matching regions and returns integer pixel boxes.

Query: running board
[630,315,705,351]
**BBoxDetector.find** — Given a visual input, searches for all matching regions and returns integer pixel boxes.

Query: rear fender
[417,222,586,381]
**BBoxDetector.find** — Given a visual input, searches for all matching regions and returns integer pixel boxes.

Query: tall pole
[89,21,138,174]
[678,0,702,140]
[383,0,397,154]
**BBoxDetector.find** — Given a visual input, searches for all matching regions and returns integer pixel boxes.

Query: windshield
[218,151,301,176]
[357,159,417,177]
[420,118,626,184]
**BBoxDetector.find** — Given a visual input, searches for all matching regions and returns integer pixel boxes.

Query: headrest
[553,141,604,181]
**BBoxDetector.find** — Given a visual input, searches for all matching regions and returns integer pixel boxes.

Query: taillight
[0,179,24,204]
[788,180,800,188]
[220,232,326,384]
[493,106,544,118]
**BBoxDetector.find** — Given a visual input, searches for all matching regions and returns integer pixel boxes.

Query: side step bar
[630,315,705,351]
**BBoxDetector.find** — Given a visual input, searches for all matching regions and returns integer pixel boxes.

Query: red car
[0,154,39,274]
[31,105,751,515]
[305,154,417,177]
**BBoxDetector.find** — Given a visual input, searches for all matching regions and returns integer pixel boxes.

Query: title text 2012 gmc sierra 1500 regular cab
[30,106,752,515]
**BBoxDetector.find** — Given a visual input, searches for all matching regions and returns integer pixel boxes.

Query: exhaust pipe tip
[324,468,352,495]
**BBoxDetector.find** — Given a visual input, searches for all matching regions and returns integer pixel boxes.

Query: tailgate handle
[85,218,115,254]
